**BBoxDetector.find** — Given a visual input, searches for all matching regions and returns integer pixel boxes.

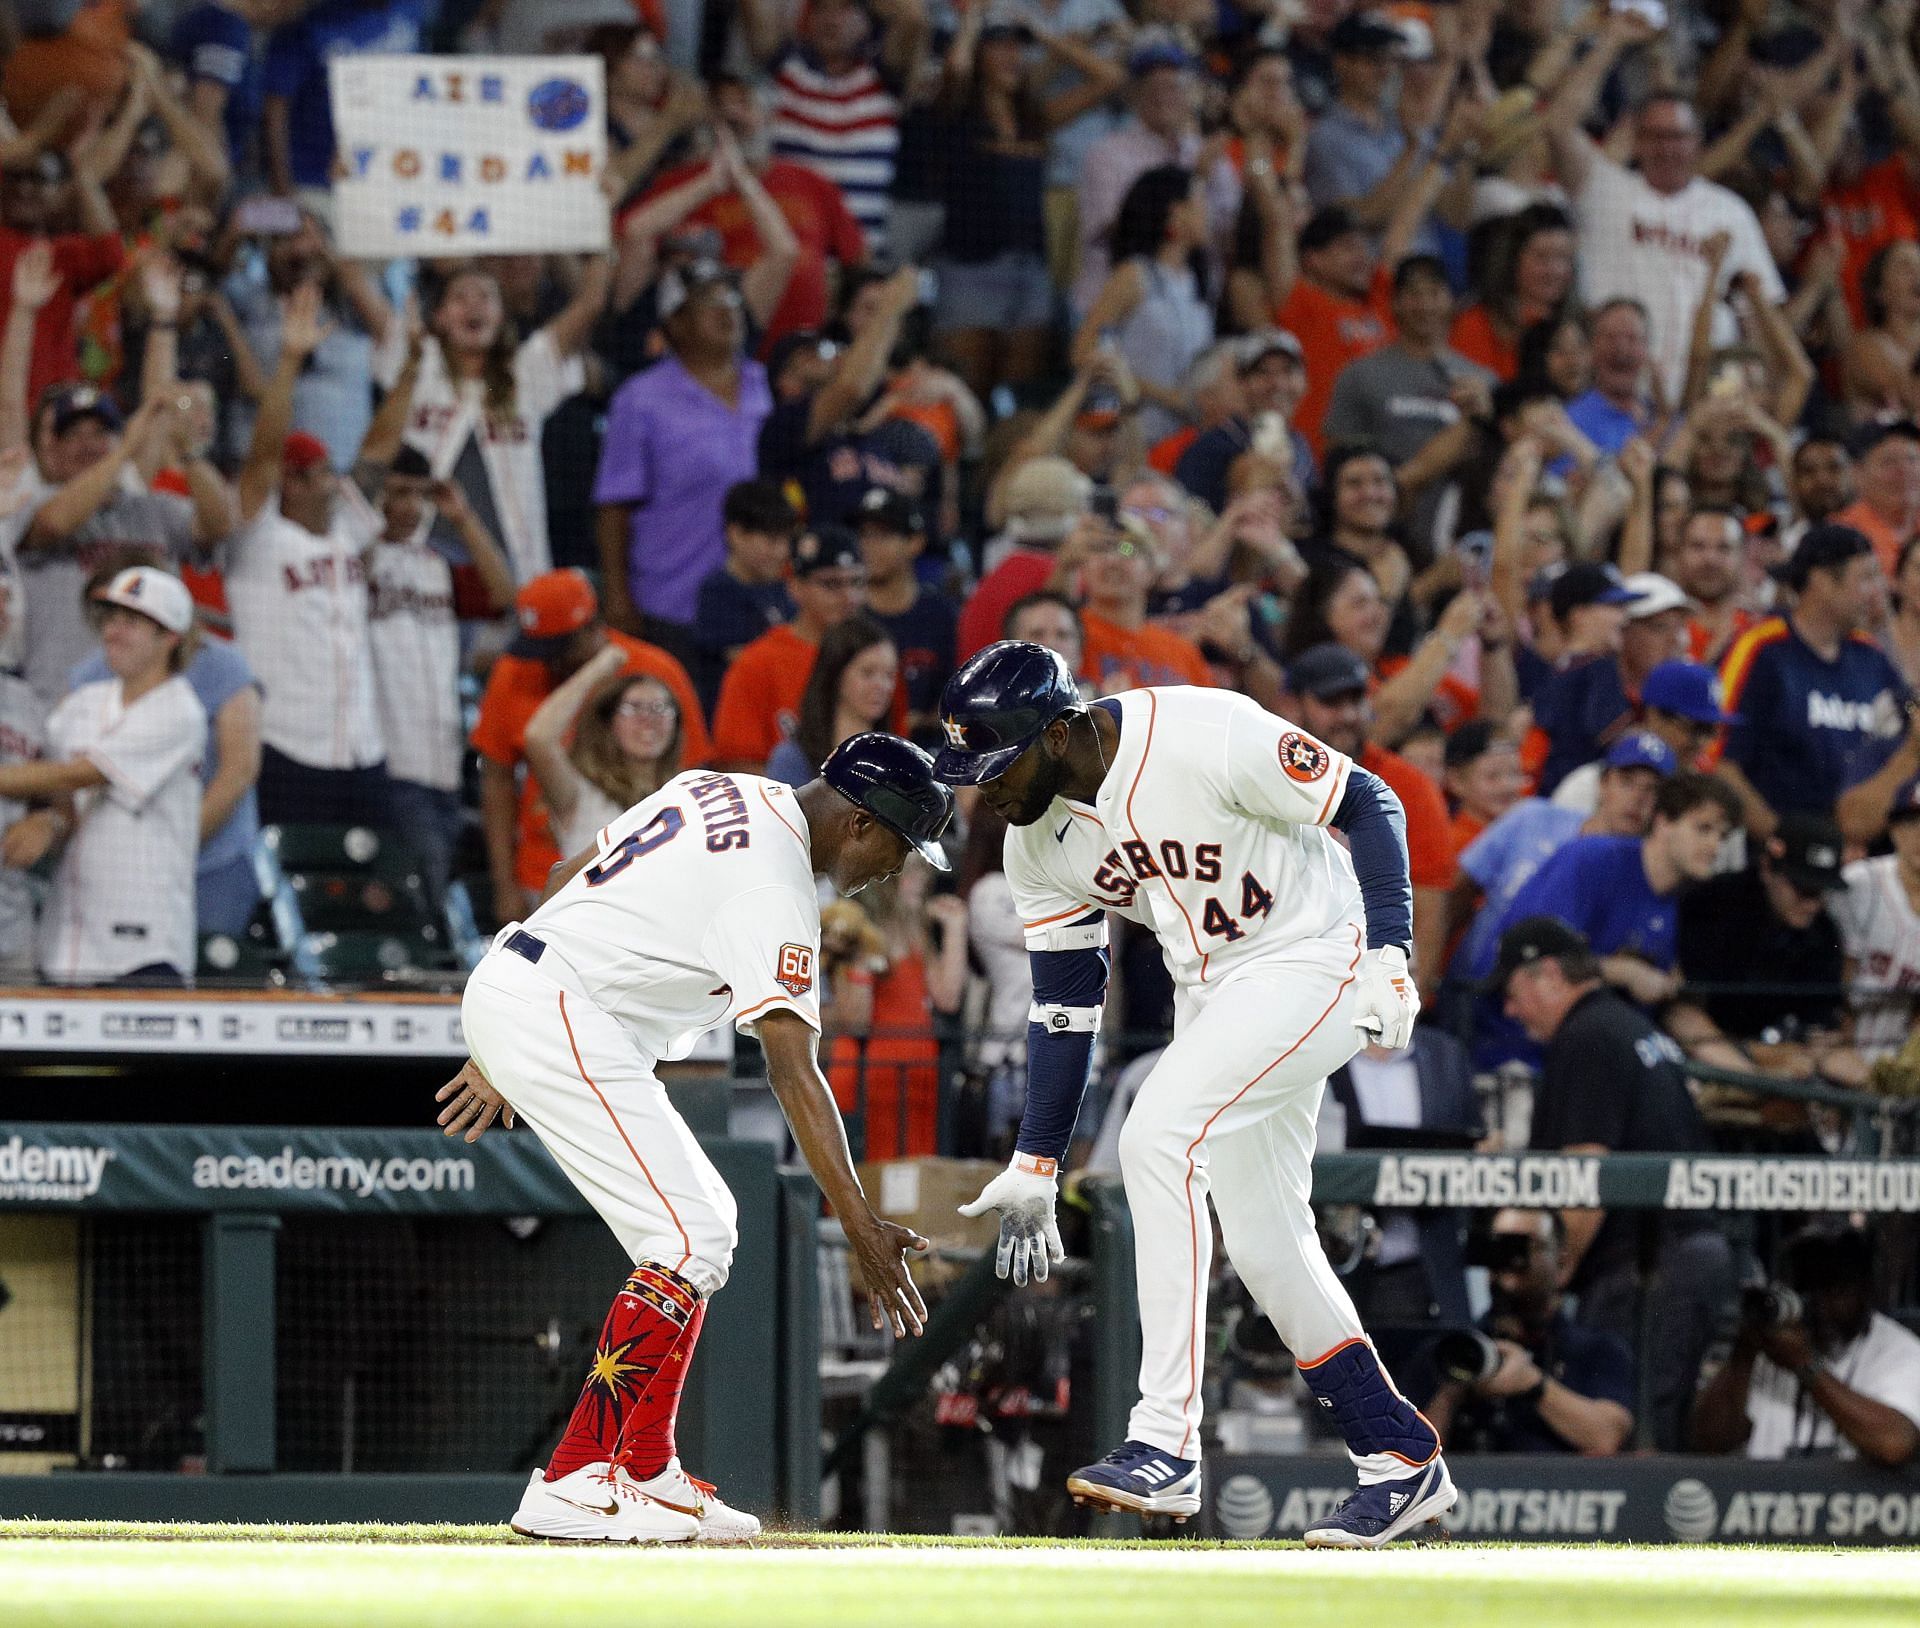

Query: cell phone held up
[234,196,304,238]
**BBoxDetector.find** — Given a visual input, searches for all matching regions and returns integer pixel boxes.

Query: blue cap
[1642,660,1740,725]
[1548,562,1643,621]
[1127,34,1197,74]
[1604,731,1678,777]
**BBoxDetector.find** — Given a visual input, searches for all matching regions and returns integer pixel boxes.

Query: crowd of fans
[0,0,1912,1474]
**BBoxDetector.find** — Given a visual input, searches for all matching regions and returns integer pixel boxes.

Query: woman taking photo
[522,643,682,859]
[1071,165,1215,446]
[767,615,900,785]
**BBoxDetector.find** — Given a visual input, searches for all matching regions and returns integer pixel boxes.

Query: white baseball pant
[461,946,738,1296]
[1118,925,1368,1459]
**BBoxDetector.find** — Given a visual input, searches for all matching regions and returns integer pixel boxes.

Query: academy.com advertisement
[0,1124,590,1214]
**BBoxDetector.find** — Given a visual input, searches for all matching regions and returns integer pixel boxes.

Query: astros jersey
[365,532,461,792]
[224,492,384,771]
[0,669,46,966]
[519,770,822,1061]
[1005,688,1363,988]
[1831,855,1920,1059]
[40,674,206,983]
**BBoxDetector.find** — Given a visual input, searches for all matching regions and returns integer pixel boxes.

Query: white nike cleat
[509,1463,701,1544]
[620,1458,762,1543]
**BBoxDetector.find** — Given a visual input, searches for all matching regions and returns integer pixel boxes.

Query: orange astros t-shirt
[1275,268,1394,455]
[471,631,712,893]
[1079,612,1215,693]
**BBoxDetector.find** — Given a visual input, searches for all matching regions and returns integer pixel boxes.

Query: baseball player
[932,642,1453,1548]
[437,733,951,1543]
[0,567,205,985]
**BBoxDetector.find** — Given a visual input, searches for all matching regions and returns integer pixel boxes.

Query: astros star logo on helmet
[941,715,968,749]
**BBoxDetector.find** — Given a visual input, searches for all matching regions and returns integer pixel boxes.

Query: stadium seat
[262,824,428,886]
[297,927,459,984]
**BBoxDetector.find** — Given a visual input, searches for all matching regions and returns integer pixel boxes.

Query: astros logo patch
[941,715,968,748]
[1277,732,1329,784]
[776,944,814,997]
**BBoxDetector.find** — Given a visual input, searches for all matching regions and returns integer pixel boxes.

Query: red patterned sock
[614,1297,707,1480]
[545,1263,701,1482]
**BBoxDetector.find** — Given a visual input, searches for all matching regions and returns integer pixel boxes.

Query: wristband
[1517,1376,1548,1409]
[1012,1152,1057,1179]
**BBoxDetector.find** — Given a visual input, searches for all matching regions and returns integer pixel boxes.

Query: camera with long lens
[1741,1283,1804,1330]
[1430,1327,1504,1385]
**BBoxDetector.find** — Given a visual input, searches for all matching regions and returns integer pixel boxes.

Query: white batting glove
[1352,945,1419,1050]
[958,1153,1064,1285]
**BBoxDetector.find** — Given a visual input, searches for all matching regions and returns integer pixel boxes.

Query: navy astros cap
[1285,642,1371,701]
[855,486,921,535]
[792,524,865,579]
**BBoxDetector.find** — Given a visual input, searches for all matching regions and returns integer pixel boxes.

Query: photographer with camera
[1423,1208,1636,1457]
[1690,1227,1920,1467]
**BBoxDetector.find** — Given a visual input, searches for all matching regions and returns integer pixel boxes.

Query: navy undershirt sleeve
[1014,930,1110,1162]
[1329,766,1414,953]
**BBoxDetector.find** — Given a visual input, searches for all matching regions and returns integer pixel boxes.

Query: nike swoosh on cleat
[645,1495,707,1518]
[552,1495,621,1517]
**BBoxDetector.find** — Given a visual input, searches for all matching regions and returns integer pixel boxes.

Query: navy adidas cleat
[1065,1439,1202,1520]
[1302,1457,1458,1549]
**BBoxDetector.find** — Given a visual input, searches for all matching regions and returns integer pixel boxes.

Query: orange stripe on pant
[1173,934,1363,1457]
[558,989,693,1272]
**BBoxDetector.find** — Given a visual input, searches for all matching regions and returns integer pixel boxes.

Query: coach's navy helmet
[821,733,955,870]
[932,641,1080,785]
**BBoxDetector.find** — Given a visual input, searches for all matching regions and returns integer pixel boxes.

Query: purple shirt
[592,354,773,626]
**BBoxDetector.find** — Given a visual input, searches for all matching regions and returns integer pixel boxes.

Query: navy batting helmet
[932,641,1080,785]
[821,733,955,869]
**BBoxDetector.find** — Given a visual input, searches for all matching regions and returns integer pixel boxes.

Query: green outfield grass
[5,1524,1920,1627]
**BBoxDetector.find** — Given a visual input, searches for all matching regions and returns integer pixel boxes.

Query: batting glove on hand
[1352,945,1419,1050]
[959,1154,1064,1285]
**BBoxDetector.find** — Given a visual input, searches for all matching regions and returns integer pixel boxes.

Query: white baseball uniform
[1005,685,1374,1458]
[459,771,822,1291]
[365,533,461,792]
[374,328,584,584]
[224,494,384,771]
[39,674,206,983]
[1830,855,1920,1060]
[0,669,48,972]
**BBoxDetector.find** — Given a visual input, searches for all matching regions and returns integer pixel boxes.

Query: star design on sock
[587,1338,653,1398]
